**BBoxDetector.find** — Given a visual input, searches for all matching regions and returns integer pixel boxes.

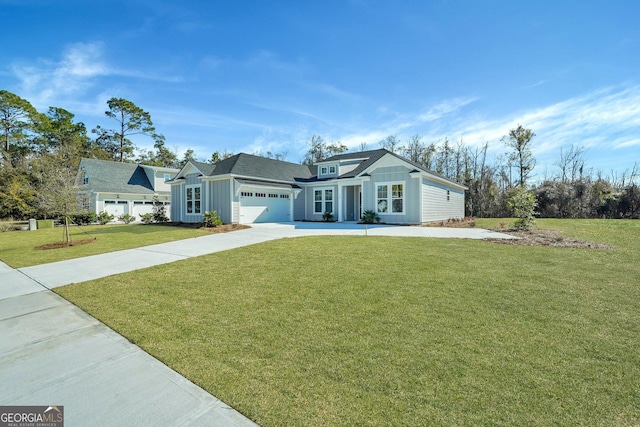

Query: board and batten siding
[293,190,306,221]
[208,179,232,223]
[305,184,338,221]
[364,166,420,224]
[170,184,184,222]
[181,174,204,223]
[421,177,464,223]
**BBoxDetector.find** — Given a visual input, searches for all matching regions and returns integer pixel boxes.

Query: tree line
[1,89,638,221]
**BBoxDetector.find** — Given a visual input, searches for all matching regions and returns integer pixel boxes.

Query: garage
[132,201,155,219]
[239,189,291,223]
[103,200,128,217]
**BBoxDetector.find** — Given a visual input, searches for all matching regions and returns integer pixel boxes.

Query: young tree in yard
[508,185,538,230]
[502,125,536,187]
[35,155,80,244]
[93,98,160,162]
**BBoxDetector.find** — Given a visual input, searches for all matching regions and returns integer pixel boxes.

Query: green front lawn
[56,219,640,426]
[0,224,211,268]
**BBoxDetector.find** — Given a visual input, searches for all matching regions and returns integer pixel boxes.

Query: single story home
[77,158,179,220]
[169,149,466,224]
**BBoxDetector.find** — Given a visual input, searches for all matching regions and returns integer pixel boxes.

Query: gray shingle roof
[78,158,158,194]
[179,149,464,188]
[201,153,314,182]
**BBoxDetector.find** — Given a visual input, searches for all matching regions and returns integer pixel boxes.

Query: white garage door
[239,189,291,223]
[104,200,128,217]
[132,201,154,219]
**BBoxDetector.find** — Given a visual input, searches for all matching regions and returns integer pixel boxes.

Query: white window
[320,165,337,175]
[163,173,171,181]
[241,191,253,197]
[186,185,201,214]
[314,188,333,214]
[376,182,404,214]
[447,190,450,201]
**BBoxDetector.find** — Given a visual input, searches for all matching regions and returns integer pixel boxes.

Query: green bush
[202,210,223,228]
[118,213,136,224]
[72,211,97,225]
[360,209,380,224]
[97,211,114,225]
[139,213,155,224]
[322,211,334,222]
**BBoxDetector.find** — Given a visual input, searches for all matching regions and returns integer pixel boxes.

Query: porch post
[337,182,343,222]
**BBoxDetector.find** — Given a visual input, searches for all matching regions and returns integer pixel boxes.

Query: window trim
[319,164,337,176]
[313,187,334,214]
[185,184,202,215]
[376,181,405,215]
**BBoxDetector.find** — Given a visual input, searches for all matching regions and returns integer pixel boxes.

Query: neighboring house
[169,149,466,224]
[77,158,179,220]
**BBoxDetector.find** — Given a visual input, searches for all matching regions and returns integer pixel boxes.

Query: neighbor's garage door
[132,201,154,219]
[239,189,291,223]
[103,200,128,217]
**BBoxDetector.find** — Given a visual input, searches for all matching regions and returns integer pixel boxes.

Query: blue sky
[2,0,639,180]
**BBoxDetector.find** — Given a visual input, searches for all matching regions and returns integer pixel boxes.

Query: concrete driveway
[1,223,515,426]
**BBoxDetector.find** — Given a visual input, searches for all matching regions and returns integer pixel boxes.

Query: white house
[77,158,179,220]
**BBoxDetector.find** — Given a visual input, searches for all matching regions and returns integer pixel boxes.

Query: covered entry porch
[337,184,362,222]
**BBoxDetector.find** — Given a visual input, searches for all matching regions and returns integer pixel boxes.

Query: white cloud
[11,42,182,110]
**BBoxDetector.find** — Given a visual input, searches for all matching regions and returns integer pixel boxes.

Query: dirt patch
[35,238,97,250]
[486,228,614,249]
[423,218,612,249]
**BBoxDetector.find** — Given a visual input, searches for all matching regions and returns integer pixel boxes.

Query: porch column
[337,182,343,221]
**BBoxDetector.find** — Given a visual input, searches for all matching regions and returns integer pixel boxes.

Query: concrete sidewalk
[1,223,515,426]
[0,260,258,427]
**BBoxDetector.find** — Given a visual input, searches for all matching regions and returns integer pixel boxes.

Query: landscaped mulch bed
[424,217,614,249]
[35,238,97,250]
[486,228,614,249]
[160,222,251,233]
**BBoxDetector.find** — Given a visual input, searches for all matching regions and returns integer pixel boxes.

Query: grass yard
[56,219,640,426]
[0,224,211,268]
